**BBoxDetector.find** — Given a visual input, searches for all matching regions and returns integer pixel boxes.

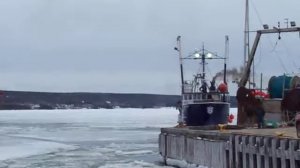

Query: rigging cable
[250,0,290,74]
[254,40,262,69]
[280,38,299,72]
[249,0,264,26]
[270,46,289,72]
[270,39,279,53]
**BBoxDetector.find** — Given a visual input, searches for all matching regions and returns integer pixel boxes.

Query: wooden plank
[212,141,226,168]
[264,137,271,168]
[229,135,235,168]
[191,138,226,168]
[271,138,279,168]
[159,133,167,164]
[185,137,194,163]
[280,139,288,168]
[294,141,300,168]
[289,140,296,168]
[294,140,300,160]
[223,142,228,168]
[220,141,227,168]
[294,139,300,160]
[183,135,188,161]
[162,133,167,156]
[176,135,185,160]
[223,140,229,168]
[249,136,255,168]
[166,134,170,157]
[158,134,162,154]
[242,136,248,168]
[164,133,168,163]
[225,141,230,168]
[256,137,262,168]
[235,135,242,168]
[167,135,174,158]
[192,138,200,165]
[194,139,204,165]
[169,134,179,159]
[203,140,211,167]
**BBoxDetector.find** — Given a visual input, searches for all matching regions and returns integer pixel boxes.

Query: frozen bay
[0,108,178,168]
[0,108,237,168]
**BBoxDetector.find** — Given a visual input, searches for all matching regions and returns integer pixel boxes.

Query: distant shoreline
[0,90,237,110]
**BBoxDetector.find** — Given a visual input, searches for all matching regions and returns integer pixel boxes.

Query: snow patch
[167,158,208,168]
[98,160,173,168]
[115,150,153,155]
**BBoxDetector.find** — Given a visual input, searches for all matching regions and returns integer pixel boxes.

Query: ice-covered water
[0,108,237,168]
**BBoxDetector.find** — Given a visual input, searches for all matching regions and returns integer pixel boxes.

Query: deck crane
[237,26,300,126]
[238,26,300,87]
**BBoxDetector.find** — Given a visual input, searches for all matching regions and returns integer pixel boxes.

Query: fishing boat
[175,36,230,126]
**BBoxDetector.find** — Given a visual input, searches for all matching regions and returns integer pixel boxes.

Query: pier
[159,126,300,168]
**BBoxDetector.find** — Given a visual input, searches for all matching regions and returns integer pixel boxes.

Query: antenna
[224,36,229,85]
[285,18,289,28]
[277,21,282,40]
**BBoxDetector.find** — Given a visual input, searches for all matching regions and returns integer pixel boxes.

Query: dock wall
[159,128,300,168]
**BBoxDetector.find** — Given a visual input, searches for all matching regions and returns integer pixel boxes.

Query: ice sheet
[0,136,76,161]
[0,107,236,167]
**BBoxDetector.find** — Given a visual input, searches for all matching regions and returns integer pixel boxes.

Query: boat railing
[182,92,230,102]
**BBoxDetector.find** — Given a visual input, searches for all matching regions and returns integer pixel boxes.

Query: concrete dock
[159,126,300,168]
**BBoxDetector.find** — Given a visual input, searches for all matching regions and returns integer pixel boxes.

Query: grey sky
[0,0,300,94]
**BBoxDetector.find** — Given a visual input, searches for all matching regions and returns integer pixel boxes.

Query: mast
[201,44,205,80]
[224,36,229,85]
[244,0,250,66]
[175,36,185,94]
[244,0,251,87]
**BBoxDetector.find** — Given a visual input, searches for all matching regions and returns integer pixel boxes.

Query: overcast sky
[0,0,300,95]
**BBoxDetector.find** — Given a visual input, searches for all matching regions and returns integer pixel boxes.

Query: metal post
[202,44,205,80]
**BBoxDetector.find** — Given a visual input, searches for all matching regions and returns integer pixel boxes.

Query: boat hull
[183,102,229,126]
